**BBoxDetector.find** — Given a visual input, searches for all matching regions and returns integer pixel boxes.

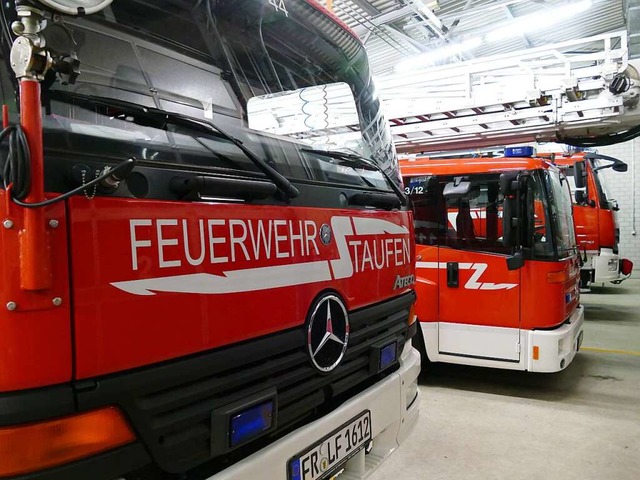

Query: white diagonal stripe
[111,261,332,296]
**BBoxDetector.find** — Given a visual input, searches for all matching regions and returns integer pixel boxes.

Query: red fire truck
[552,152,633,288]
[0,1,419,479]
[400,148,584,373]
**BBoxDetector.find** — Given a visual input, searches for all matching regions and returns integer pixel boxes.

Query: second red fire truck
[552,151,634,288]
[401,147,584,373]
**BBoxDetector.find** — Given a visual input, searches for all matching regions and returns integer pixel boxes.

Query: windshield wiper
[302,148,407,206]
[48,90,300,199]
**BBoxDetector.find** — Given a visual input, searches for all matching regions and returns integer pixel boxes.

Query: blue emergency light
[230,400,274,447]
[380,343,397,370]
[370,339,398,374]
[505,146,536,157]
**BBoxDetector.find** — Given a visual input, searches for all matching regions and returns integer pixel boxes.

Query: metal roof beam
[352,5,415,36]
[503,4,532,48]
[409,0,446,39]
[345,0,380,17]
[382,25,428,53]
[408,0,537,31]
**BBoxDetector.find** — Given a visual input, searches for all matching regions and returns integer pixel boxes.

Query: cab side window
[405,176,446,246]
[407,174,511,255]
[443,175,510,255]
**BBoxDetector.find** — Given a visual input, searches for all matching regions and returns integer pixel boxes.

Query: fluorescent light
[395,37,482,72]
[392,0,592,73]
[487,0,592,42]
[417,0,440,13]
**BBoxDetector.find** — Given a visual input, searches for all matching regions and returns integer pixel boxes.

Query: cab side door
[436,174,522,362]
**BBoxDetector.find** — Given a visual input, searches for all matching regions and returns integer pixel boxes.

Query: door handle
[447,262,459,288]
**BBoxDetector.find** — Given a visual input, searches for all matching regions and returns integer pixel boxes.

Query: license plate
[288,411,371,480]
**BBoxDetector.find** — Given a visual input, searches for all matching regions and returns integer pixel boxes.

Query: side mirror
[587,153,628,173]
[574,161,587,189]
[503,195,519,248]
[500,172,519,195]
[443,179,471,198]
[500,172,522,248]
[506,251,525,271]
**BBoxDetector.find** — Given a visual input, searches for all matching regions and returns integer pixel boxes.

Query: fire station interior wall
[596,137,640,268]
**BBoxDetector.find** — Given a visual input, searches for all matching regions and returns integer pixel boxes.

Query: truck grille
[76,292,415,475]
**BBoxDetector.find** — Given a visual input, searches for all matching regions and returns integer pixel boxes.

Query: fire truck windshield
[0,0,398,190]
[544,169,577,258]
[589,159,615,210]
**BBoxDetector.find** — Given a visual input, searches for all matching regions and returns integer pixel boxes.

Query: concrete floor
[371,279,640,480]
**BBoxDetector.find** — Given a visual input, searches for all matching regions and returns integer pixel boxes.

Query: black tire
[411,321,431,378]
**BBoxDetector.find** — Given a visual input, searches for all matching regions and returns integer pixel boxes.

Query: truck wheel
[580,269,594,291]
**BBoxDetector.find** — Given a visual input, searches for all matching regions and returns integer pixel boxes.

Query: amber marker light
[0,407,136,477]
[547,270,568,284]
[408,302,418,326]
[533,346,540,360]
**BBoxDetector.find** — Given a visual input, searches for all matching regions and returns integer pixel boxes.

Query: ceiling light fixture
[393,0,593,73]
[394,36,483,72]
[425,1,440,10]
[486,0,593,42]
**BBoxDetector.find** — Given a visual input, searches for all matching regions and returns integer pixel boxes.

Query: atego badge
[307,295,349,373]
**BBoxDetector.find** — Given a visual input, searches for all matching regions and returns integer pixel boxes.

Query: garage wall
[596,138,640,267]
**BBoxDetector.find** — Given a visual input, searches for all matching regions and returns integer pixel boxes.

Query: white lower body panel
[206,340,421,480]
[422,305,585,373]
[525,306,584,372]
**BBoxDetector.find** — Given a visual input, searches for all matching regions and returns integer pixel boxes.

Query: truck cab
[0,1,419,479]
[553,152,633,288]
[401,149,584,373]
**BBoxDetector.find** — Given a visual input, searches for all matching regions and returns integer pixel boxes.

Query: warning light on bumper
[370,339,399,374]
[230,401,274,447]
[380,343,397,370]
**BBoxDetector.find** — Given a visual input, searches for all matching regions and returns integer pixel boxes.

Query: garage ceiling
[322,0,627,76]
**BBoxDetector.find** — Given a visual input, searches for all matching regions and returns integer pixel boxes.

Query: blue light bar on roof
[505,146,536,157]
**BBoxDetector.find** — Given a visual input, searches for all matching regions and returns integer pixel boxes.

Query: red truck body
[551,152,633,287]
[0,1,420,479]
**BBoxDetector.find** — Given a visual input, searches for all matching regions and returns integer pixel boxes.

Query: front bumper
[526,305,584,373]
[591,249,630,283]
[208,340,421,480]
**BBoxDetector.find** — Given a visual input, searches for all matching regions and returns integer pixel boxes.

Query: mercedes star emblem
[307,294,349,373]
[320,224,332,245]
